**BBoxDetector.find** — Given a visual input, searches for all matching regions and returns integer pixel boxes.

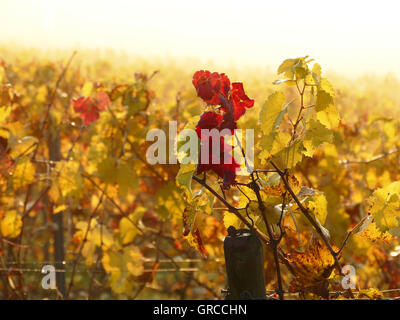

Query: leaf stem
[192,175,270,244]
[269,160,354,298]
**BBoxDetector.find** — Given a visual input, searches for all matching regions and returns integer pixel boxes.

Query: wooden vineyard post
[47,125,66,298]
[223,226,267,300]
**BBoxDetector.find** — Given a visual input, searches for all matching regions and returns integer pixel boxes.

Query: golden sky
[1,0,399,76]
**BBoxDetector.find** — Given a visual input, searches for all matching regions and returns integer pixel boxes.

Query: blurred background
[1,0,400,300]
[1,0,399,76]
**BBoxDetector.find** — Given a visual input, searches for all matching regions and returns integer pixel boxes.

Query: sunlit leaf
[0,210,22,238]
[12,156,35,189]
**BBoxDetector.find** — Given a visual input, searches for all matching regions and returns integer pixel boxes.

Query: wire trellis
[0,267,199,273]
[1,264,400,299]
[3,258,224,265]
[0,258,225,274]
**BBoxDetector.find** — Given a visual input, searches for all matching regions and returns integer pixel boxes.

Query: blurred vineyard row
[0,47,399,299]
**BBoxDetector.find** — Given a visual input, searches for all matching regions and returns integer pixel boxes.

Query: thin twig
[269,160,354,298]
[82,173,144,234]
[66,193,104,299]
[339,148,400,165]
[192,175,270,244]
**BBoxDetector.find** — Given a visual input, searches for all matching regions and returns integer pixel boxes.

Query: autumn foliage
[0,50,400,300]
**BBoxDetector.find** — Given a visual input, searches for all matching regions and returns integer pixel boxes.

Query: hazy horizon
[1,0,400,77]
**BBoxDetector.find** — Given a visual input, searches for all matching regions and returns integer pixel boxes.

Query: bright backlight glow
[0,0,399,76]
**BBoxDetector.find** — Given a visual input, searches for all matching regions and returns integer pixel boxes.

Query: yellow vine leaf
[185,230,207,257]
[277,58,298,78]
[81,81,94,96]
[258,131,291,165]
[96,157,117,183]
[316,103,340,130]
[260,175,300,208]
[261,184,285,207]
[74,219,113,265]
[176,116,200,164]
[316,88,332,112]
[223,211,241,230]
[12,156,35,189]
[302,119,333,157]
[119,207,145,245]
[288,239,338,298]
[49,160,83,201]
[274,140,304,169]
[277,56,310,80]
[95,158,138,196]
[368,181,400,235]
[176,163,196,197]
[315,78,339,130]
[156,181,185,220]
[182,190,210,234]
[318,78,335,98]
[357,221,394,244]
[312,63,321,78]
[115,162,139,197]
[304,193,328,225]
[259,91,286,135]
[0,210,22,239]
[59,161,83,196]
[102,246,144,294]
